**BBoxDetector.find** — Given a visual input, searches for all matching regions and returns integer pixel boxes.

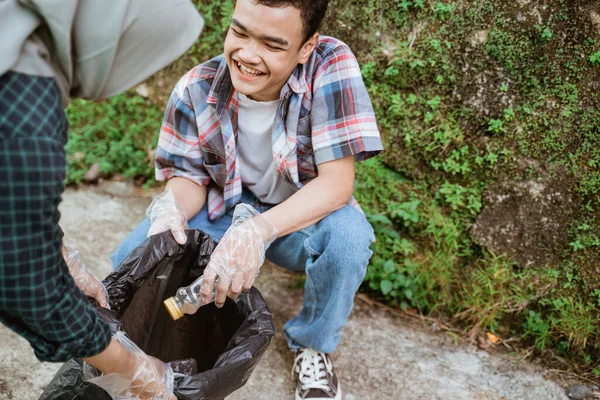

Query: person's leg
[110,218,151,269]
[266,205,375,354]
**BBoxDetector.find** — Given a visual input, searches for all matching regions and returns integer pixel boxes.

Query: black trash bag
[40,230,275,400]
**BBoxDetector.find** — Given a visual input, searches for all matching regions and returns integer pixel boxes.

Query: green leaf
[380,280,393,295]
[367,214,393,225]
[386,229,401,239]
[383,259,396,273]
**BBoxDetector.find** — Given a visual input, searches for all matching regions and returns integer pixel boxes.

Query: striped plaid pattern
[156,36,383,220]
[0,71,111,362]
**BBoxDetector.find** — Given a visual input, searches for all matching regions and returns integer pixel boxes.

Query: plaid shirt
[0,71,112,362]
[156,36,383,220]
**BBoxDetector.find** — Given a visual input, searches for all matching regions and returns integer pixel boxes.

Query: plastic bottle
[163,276,214,320]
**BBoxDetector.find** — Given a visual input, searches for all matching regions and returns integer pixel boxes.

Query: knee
[307,206,374,272]
[321,206,374,246]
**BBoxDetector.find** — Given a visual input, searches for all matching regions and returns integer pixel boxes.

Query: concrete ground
[0,185,574,400]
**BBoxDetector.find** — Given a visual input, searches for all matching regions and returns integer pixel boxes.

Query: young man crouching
[112,1,383,398]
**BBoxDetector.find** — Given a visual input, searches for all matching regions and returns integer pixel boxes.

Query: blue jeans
[111,190,375,354]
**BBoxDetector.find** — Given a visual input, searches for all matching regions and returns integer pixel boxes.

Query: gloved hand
[200,204,277,307]
[62,245,109,308]
[85,332,175,400]
[146,189,188,245]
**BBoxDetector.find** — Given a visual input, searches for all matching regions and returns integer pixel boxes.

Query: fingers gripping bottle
[163,276,215,320]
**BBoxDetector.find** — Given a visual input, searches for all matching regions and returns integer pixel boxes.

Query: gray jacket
[0,0,204,106]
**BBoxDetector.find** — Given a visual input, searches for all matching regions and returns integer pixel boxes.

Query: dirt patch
[0,380,14,400]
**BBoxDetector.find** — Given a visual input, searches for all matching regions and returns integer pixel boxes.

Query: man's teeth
[238,62,263,76]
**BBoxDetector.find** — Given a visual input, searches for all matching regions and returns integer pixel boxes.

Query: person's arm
[262,155,355,237]
[62,244,109,308]
[147,75,213,243]
[261,43,381,237]
[155,73,212,195]
[199,156,355,307]
[165,177,207,221]
[85,339,132,373]
[84,338,175,400]
[158,155,354,245]
[0,77,114,364]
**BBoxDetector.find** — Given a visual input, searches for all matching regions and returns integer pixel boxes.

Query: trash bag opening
[119,252,248,373]
[40,230,274,400]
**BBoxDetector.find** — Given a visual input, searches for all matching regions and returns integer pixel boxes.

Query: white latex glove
[85,332,175,400]
[200,204,277,307]
[146,189,188,245]
[62,245,109,308]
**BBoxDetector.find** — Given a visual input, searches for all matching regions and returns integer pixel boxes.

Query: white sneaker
[291,348,342,400]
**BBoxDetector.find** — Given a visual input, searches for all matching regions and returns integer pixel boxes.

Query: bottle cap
[163,297,183,321]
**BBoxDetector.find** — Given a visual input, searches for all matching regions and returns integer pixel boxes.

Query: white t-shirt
[237,93,297,204]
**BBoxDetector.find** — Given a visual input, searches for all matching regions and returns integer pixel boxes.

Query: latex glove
[85,332,175,400]
[146,189,188,245]
[62,245,109,308]
[200,204,277,307]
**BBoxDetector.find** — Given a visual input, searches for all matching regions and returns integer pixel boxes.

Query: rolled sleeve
[310,47,383,165]
[155,85,211,187]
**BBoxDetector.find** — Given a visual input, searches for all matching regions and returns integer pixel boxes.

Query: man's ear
[298,33,319,64]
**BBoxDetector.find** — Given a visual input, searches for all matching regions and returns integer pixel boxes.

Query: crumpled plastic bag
[40,230,275,400]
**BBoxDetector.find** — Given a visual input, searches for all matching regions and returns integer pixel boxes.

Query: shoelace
[291,349,333,392]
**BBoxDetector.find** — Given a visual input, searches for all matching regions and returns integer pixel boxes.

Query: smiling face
[224,0,318,101]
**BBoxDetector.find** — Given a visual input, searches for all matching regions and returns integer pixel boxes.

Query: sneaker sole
[294,385,342,400]
[335,386,342,400]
